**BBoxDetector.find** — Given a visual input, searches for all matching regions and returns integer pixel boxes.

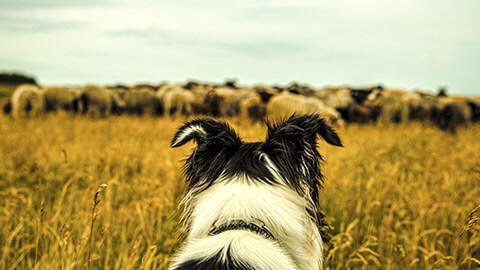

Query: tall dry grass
[0,115,479,269]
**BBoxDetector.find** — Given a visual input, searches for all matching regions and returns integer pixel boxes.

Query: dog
[170,114,342,270]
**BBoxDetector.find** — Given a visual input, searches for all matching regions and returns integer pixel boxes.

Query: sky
[0,0,479,95]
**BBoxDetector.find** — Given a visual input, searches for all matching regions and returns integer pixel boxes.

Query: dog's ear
[263,114,341,186]
[317,119,343,147]
[265,113,342,149]
[171,121,207,147]
[263,114,342,217]
[171,118,242,149]
[171,118,242,189]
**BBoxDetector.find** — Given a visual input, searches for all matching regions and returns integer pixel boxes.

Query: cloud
[105,25,311,59]
[239,5,335,22]
[217,40,310,58]
[105,28,189,46]
[0,14,84,33]
[0,0,112,10]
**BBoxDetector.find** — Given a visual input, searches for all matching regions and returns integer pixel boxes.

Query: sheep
[435,102,469,134]
[315,88,353,108]
[350,89,374,104]
[253,85,276,103]
[404,92,439,122]
[10,84,45,117]
[370,89,409,124]
[267,92,297,117]
[80,85,125,117]
[267,92,342,124]
[336,103,382,123]
[189,88,257,118]
[183,80,202,90]
[247,102,267,122]
[430,97,472,134]
[108,89,125,115]
[467,99,480,123]
[156,82,183,100]
[133,84,157,91]
[108,84,131,92]
[2,100,11,115]
[222,78,238,89]
[42,86,82,114]
[209,87,241,117]
[190,90,224,117]
[122,89,163,116]
[303,96,343,125]
[239,92,263,121]
[160,86,196,116]
[286,82,315,96]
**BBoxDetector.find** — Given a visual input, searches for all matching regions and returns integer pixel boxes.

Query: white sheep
[11,84,45,117]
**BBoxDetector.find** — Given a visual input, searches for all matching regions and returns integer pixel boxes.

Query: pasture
[0,115,479,269]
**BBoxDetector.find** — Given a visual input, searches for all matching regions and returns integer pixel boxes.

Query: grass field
[0,84,17,101]
[0,115,479,269]
[0,84,18,112]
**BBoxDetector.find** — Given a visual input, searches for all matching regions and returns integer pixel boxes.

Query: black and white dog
[170,114,342,270]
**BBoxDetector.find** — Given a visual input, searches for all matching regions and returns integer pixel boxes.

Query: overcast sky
[0,0,479,95]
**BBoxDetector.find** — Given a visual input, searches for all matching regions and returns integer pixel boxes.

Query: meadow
[0,114,479,269]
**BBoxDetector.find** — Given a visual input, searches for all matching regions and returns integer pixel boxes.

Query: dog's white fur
[171,156,324,270]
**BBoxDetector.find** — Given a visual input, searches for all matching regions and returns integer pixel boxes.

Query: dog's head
[171,113,342,228]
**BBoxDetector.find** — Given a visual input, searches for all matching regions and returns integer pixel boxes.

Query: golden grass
[0,115,479,269]
[0,83,17,101]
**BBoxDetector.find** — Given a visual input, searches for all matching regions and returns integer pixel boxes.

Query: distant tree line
[0,73,37,85]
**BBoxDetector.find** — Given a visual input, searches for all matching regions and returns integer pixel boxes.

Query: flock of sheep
[3,81,480,133]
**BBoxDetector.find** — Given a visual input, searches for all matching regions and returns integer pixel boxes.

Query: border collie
[170,114,342,270]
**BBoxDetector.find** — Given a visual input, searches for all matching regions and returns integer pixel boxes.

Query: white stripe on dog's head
[171,124,206,148]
